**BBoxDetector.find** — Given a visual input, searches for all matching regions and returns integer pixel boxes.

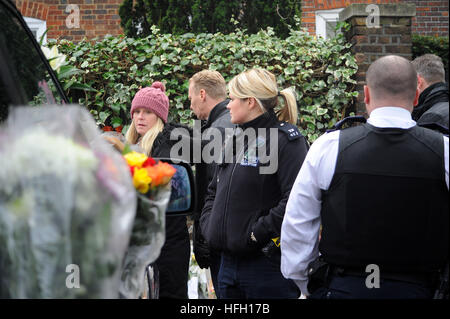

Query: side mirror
[153,158,196,217]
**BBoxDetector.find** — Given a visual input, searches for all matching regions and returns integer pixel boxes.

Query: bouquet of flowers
[0,106,136,298]
[119,151,176,299]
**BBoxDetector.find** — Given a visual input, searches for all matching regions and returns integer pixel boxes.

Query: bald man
[281,55,449,299]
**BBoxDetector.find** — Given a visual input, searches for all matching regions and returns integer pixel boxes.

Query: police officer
[200,68,309,298]
[281,55,449,299]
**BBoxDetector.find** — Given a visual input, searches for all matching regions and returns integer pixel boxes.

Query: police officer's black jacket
[320,123,448,273]
[199,109,309,256]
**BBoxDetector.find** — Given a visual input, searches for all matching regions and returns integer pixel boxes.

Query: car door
[0,0,68,122]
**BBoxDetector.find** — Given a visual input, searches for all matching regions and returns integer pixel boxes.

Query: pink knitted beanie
[130,82,169,123]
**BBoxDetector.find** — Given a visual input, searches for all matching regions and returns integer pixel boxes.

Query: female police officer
[200,68,309,298]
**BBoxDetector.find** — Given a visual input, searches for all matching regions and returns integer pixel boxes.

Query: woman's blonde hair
[125,118,165,156]
[227,68,298,125]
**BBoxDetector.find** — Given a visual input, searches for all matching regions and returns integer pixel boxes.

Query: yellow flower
[124,151,148,168]
[133,168,152,194]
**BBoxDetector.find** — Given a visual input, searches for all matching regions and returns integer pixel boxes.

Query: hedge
[119,0,302,38]
[54,20,358,142]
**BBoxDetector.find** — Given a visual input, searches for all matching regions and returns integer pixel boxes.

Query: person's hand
[104,136,125,153]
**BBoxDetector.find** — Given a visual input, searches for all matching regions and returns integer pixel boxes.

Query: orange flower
[123,150,175,194]
[146,161,176,188]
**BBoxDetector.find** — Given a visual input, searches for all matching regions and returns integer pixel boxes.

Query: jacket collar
[419,82,448,106]
[413,82,449,121]
[205,99,230,127]
[239,108,278,130]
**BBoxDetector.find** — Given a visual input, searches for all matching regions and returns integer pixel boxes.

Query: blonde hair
[125,118,165,156]
[227,68,298,125]
[189,70,227,100]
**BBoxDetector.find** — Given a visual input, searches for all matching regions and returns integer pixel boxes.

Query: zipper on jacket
[221,161,239,247]
[221,127,245,248]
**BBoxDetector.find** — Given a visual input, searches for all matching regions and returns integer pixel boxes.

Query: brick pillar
[339,3,416,116]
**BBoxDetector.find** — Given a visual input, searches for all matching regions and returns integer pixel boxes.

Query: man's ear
[417,75,427,94]
[199,89,207,101]
[413,87,420,107]
[364,85,370,105]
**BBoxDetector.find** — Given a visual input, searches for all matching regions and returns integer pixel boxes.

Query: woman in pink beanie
[125,81,169,154]
[125,81,192,299]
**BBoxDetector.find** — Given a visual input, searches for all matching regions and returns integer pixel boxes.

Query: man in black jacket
[188,70,234,297]
[411,54,449,132]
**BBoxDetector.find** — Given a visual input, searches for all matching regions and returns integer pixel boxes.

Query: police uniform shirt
[280,106,450,296]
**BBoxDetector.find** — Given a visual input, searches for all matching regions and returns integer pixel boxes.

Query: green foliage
[239,0,302,38]
[120,0,192,37]
[412,34,449,80]
[119,0,301,38]
[55,21,357,142]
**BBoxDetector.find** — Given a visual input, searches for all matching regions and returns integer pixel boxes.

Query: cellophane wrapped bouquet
[119,150,176,299]
[0,106,136,298]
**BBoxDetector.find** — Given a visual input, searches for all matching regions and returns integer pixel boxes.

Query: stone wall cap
[339,3,416,22]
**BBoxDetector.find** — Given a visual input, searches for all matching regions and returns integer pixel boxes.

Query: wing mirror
[154,158,196,216]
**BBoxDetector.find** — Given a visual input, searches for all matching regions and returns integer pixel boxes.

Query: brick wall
[408,0,449,36]
[14,0,123,42]
[340,4,415,115]
[301,0,448,37]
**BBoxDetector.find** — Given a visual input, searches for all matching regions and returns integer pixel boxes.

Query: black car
[0,0,68,121]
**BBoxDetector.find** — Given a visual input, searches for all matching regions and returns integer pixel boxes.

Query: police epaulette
[326,115,367,133]
[277,121,302,141]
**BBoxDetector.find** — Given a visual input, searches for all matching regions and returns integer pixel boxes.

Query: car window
[0,1,65,122]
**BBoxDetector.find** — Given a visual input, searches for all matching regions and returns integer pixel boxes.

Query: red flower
[102,126,113,132]
[129,165,136,176]
[115,126,123,133]
[142,157,156,168]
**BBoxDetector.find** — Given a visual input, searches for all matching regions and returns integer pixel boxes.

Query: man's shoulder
[425,100,449,114]
[310,129,340,150]
[210,109,234,129]
[418,101,449,132]
[423,100,449,118]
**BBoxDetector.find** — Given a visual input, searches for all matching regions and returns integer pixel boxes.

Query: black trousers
[155,215,190,299]
[309,274,434,299]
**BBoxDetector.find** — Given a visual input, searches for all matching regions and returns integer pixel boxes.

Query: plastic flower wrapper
[0,105,136,298]
[119,150,176,299]
[188,242,210,299]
